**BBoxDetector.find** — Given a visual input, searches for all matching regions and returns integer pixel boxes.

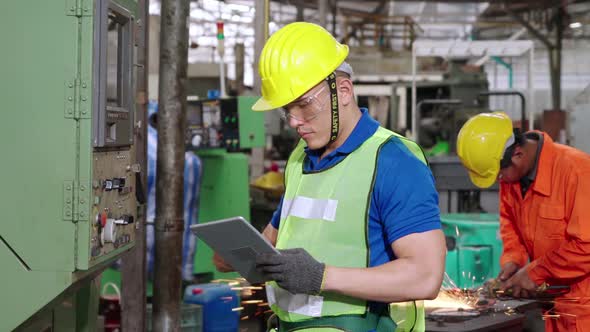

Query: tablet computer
[190,216,279,284]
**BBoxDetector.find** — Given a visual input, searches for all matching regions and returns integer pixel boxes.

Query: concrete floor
[240,319,266,332]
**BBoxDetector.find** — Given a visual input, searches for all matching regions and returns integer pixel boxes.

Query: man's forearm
[322,258,442,303]
[499,222,528,267]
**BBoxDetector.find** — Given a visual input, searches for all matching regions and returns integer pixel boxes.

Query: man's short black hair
[513,129,526,147]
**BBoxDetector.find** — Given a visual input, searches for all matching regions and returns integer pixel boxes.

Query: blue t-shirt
[270,108,441,268]
[145,101,202,281]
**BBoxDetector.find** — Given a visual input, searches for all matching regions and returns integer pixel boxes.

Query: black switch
[103,179,113,191]
[123,215,134,224]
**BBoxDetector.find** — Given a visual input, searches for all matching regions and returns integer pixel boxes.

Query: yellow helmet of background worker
[252,22,349,111]
[456,112,514,189]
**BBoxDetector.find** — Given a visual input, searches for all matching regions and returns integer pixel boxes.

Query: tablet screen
[190,216,279,284]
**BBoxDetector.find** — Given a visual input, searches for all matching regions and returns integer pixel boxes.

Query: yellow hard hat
[252,22,349,111]
[456,112,514,188]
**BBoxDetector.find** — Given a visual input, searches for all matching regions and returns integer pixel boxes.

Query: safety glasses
[280,85,328,122]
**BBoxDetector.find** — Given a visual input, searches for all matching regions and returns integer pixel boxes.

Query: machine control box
[186,96,265,151]
[89,150,137,262]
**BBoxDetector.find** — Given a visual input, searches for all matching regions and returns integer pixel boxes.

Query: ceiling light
[570,22,582,29]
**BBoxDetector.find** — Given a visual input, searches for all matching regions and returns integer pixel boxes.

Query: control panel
[220,98,241,151]
[186,99,236,150]
[89,150,138,261]
[86,0,138,265]
[185,96,265,151]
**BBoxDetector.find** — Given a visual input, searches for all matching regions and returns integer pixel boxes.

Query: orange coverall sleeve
[499,186,529,268]
[528,171,590,284]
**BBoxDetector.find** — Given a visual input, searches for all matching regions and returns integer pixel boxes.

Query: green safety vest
[266,127,426,331]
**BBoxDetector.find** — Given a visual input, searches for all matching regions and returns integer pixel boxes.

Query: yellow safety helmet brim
[252,22,349,112]
[467,168,499,189]
[251,96,275,112]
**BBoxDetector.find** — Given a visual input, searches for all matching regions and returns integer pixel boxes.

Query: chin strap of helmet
[326,72,339,143]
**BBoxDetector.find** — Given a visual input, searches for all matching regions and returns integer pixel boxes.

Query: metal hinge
[77,180,89,222]
[66,0,92,17]
[65,78,90,119]
[63,181,74,221]
[78,78,90,119]
[63,181,89,222]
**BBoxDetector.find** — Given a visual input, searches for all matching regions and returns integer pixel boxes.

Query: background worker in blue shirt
[215,22,445,332]
[146,102,202,282]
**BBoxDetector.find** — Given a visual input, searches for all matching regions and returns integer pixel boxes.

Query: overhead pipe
[491,56,513,89]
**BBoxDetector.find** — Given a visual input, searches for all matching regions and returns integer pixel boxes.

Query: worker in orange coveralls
[456,111,590,332]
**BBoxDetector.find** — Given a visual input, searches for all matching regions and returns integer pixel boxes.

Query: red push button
[101,212,107,227]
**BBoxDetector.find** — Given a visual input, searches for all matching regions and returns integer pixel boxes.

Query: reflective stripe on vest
[267,127,426,329]
[280,197,338,222]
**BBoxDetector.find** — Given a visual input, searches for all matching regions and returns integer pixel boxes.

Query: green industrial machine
[185,96,266,151]
[0,1,141,330]
[186,96,266,281]
[193,150,251,280]
[441,214,503,289]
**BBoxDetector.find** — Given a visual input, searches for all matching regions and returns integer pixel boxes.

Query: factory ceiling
[148,0,590,85]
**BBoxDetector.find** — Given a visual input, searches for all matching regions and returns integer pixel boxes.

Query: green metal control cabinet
[186,96,266,151]
[0,1,141,330]
[236,96,266,149]
[193,150,251,281]
[441,214,503,289]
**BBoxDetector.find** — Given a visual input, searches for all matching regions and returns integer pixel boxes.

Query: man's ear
[336,77,354,106]
[512,145,525,160]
